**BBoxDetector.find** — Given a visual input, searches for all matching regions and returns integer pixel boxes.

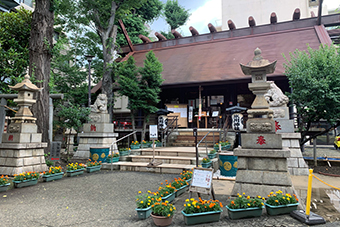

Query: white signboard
[191,168,213,189]
[149,125,158,139]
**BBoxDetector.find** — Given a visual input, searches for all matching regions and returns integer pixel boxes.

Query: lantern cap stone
[240,48,277,75]
[9,74,40,91]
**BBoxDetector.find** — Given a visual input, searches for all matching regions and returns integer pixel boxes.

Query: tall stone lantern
[0,75,48,176]
[231,48,296,197]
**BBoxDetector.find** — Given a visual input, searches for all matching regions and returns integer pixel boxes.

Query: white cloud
[178,0,222,36]
[324,0,340,10]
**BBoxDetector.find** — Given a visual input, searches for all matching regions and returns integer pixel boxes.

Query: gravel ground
[1,170,340,227]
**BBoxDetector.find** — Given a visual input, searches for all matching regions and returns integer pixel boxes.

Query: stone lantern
[0,74,47,176]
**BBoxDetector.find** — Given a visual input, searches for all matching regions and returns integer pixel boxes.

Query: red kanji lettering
[256,136,266,145]
[275,121,281,132]
[90,124,96,131]
[8,135,13,141]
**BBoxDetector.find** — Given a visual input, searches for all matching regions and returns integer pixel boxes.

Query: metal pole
[313,137,317,166]
[88,61,91,107]
[305,169,313,216]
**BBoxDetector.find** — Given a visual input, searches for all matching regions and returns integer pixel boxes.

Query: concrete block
[32,149,44,156]
[293,168,309,176]
[88,113,110,123]
[246,118,275,133]
[262,172,292,186]
[23,166,34,172]
[248,158,274,171]
[88,138,99,144]
[287,158,298,168]
[290,139,300,148]
[235,170,263,184]
[288,168,294,175]
[13,149,31,158]
[237,157,248,169]
[280,133,301,139]
[5,158,23,167]
[231,183,296,198]
[298,158,308,168]
[0,158,6,165]
[275,159,288,171]
[234,147,290,158]
[274,119,294,133]
[24,157,41,166]
[241,134,282,149]
[0,150,11,157]
[289,148,302,158]
[282,139,291,148]
[31,133,42,143]
[0,167,10,176]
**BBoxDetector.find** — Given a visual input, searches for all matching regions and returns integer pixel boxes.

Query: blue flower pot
[201,161,212,168]
[161,192,175,203]
[0,183,10,192]
[86,165,102,173]
[66,169,84,177]
[175,184,189,197]
[13,179,38,188]
[265,202,299,215]
[106,157,120,163]
[136,206,152,220]
[182,210,222,225]
[130,144,141,149]
[226,205,263,220]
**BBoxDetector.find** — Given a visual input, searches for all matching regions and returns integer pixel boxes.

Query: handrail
[196,130,214,155]
[109,131,137,171]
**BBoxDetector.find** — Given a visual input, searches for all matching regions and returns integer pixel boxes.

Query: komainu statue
[90,94,108,113]
[264,81,289,107]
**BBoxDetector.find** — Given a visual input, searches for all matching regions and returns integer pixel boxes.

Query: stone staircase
[168,129,224,147]
[102,147,219,174]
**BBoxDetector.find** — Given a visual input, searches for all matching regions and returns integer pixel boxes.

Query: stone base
[232,147,295,198]
[83,123,114,133]
[275,119,294,133]
[73,132,118,159]
[241,133,282,149]
[2,132,42,143]
[0,143,48,176]
[280,133,309,176]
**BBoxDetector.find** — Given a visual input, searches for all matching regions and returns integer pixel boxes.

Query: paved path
[1,170,340,227]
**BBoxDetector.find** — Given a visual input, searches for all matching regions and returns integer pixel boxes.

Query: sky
[149,0,340,37]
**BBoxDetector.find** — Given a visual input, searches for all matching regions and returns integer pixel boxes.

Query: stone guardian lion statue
[90,94,108,113]
[264,81,289,107]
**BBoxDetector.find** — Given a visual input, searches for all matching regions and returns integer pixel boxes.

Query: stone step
[137,147,210,157]
[130,155,205,165]
[102,159,219,174]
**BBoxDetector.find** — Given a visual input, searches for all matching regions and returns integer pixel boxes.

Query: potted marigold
[214,141,231,151]
[171,177,189,197]
[135,190,159,220]
[151,197,176,226]
[208,150,217,159]
[226,193,265,219]
[130,141,141,149]
[265,190,299,215]
[107,152,120,163]
[86,160,102,173]
[0,175,10,192]
[119,147,131,156]
[182,198,223,225]
[180,170,193,184]
[66,162,85,177]
[157,180,176,203]
[13,171,40,188]
[42,166,64,182]
[141,140,150,148]
[201,157,212,168]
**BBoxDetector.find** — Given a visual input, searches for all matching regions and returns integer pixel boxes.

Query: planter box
[265,203,299,215]
[86,165,102,173]
[214,144,231,151]
[136,206,152,220]
[119,150,131,156]
[106,157,119,163]
[13,179,38,188]
[185,178,192,185]
[182,210,222,225]
[201,161,212,168]
[208,153,216,159]
[155,143,162,147]
[226,205,263,220]
[175,184,189,197]
[0,183,10,192]
[42,172,64,182]
[130,144,141,150]
[141,144,150,148]
[66,169,84,177]
[161,192,175,203]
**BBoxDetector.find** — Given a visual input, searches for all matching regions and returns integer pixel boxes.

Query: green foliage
[228,194,265,209]
[266,190,298,206]
[44,153,54,167]
[116,15,149,47]
[135,0,163,23]
[0,8,32,94]
[164,0,190,30]
[139,50,164,116]
[160,31,175,40]
[56,103,91,132]
[283,44,340,144]
[183,198,223,214]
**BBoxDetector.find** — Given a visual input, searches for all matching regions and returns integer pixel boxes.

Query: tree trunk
[29,0,54,153]
[130,110,137,141]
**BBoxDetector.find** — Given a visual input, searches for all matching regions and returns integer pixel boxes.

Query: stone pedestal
[65,128,77,153]
[73,113,117,159]
[0,143,48,176]
[231,147,296,197]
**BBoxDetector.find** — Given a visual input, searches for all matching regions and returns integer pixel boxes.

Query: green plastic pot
[208,153,216,159]
[136,206,152,220]
[86,165,102,173]
[265,202,299,215]
[161,192,175,203]
[130,144,141,150]
[13,179,38,188]
[226,205,263,220]
[182,210,222,225]
[201,161,212,168]
[42,172,64,182]
[175,184,189,197]
[106,157,119,163]
[66,169,84,177]
[0,183,10,192]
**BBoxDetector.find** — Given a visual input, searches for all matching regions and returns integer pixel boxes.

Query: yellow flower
[243,192,245,195]
[238,195,242,198]
[261,203,264,206]
[257,196,261,199]
[167,214,170,217]
[148,203,150,205]
[140,201,143,204]
[247,203,250,206]
[148,190,151,193]
[190,198,194,201]
[170,208,172,211]
[185,199,189,202]
[270,192,274,195]
[184,204,186,207]
[262,197,265,200]
[138,191,141,194]
[247,196,250,199]
[188,204,191,207]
